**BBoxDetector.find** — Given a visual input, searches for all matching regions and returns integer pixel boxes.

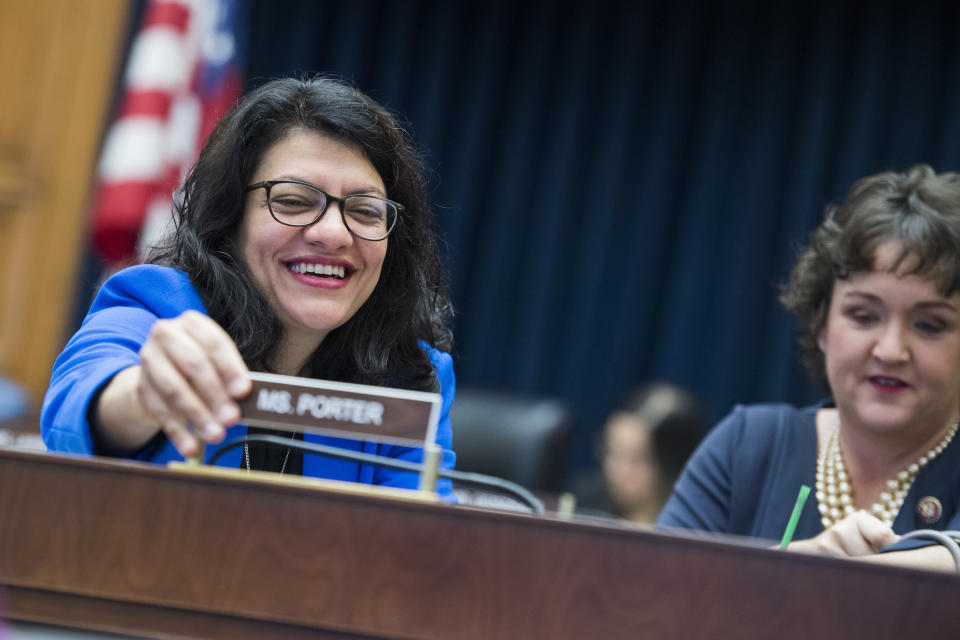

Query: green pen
[780,484,811,549]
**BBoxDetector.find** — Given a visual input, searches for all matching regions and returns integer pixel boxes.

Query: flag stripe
[143,1,191,31]
[91,0,244,263]
[119,90,173,119]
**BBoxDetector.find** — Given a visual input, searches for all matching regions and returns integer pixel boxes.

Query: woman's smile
[285,258,352,287]
[866,375,908,394]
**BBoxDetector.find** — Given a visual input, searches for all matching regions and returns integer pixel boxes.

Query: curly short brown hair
[781,164,960,388]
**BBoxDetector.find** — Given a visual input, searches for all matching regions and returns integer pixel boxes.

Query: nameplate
[238,372,441,447]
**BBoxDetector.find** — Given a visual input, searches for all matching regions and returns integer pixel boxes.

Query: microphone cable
[208,434,546,516]
[898,529,960,572]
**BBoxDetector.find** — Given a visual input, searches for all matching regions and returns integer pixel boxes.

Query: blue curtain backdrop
[237,0,960,477]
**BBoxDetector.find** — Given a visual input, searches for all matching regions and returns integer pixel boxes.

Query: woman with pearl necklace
[658,164,960,572]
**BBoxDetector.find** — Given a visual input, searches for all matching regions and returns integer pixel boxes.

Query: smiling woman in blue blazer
[42,76,456,497]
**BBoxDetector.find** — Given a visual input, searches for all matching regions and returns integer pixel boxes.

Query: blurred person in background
[573,383,704,523]
[0,375,28,424]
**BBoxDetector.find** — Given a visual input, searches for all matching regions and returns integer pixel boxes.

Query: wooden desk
[0,448,957,639]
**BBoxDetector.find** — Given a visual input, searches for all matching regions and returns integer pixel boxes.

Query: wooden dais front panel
[0,448,957,639]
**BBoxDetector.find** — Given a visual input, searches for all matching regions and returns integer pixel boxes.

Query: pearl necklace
[816,421,958,529]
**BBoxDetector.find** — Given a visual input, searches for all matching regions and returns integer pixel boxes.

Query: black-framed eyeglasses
[245,179,401,241]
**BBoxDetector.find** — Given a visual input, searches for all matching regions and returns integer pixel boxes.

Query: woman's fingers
[177,311,251,399]
[137,351,215,455]
[827,518,875,556]
[806,511,898,558]
[141,334,222,430]
[137,312,250,455]
[852,510,900,552]
[149,315,238,415]
[136,372,196,456]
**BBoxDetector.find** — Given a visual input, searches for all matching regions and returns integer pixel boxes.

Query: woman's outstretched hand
[96,311,252,457]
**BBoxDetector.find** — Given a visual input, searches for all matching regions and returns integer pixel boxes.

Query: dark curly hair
[146,76,452,392]
[781,164,960,388]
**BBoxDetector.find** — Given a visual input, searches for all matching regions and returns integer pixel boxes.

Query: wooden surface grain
[1,448,957,639]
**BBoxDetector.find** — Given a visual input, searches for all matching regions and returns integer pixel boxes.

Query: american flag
[92,0,245,264]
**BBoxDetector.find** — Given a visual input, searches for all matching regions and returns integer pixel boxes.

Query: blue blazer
[41,265,456,499]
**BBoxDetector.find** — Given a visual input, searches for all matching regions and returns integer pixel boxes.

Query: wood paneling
[0,0,129,404]
[0,448,957,639]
